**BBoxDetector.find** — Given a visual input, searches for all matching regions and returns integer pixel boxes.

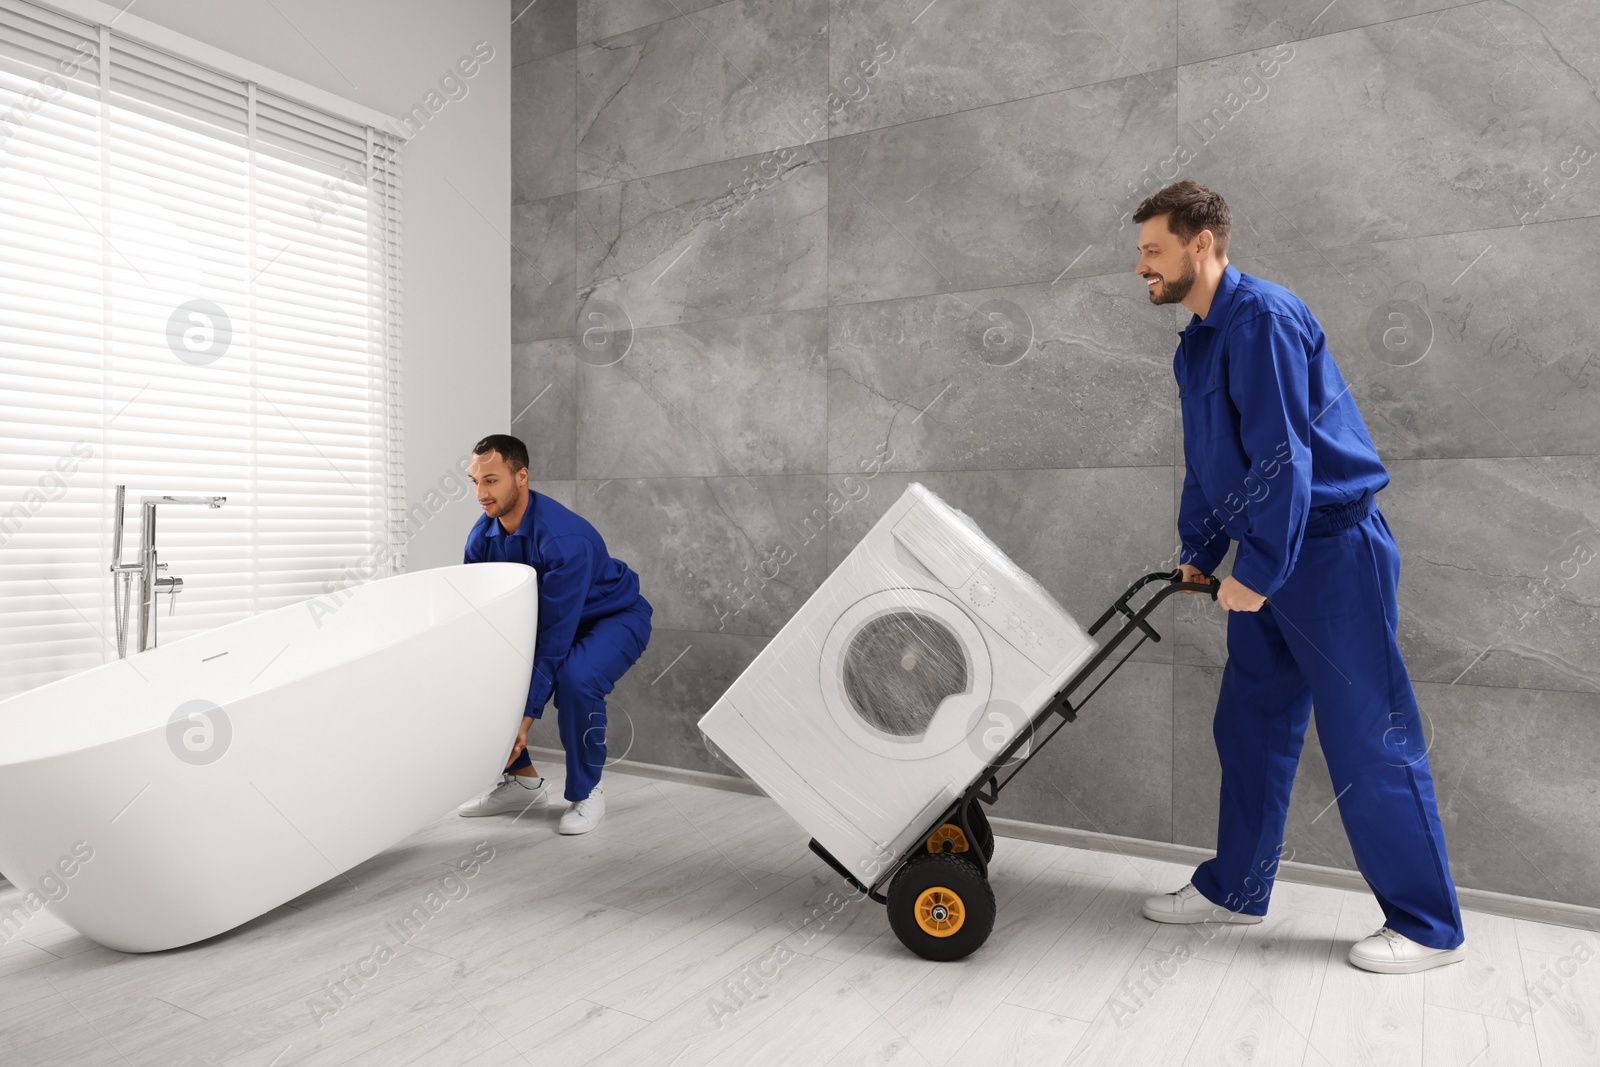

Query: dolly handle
[1169,570,1222,600]
[1088,569,1217,636]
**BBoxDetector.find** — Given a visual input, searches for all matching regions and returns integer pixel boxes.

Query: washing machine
[698,482,1099,890]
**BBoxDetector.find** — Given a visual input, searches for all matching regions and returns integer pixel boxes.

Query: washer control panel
[892,497,1095,674]
[960,567,1078,670]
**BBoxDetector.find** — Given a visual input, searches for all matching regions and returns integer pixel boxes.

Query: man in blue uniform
[1130,181,1466,974]
[455,434,652,834]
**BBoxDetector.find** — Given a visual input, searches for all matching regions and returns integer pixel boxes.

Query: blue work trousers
[508,599,652,802]
[1190,507,1465,950]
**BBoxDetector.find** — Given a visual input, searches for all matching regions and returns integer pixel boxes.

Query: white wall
[133,0,512,572]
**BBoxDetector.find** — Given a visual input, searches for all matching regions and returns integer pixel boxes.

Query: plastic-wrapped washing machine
[698,482,1099,892]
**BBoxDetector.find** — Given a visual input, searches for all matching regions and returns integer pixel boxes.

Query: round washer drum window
[841,610,970,737]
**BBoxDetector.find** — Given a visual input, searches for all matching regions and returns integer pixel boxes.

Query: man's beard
[1149,254,1197,306]
[486,486,523,518]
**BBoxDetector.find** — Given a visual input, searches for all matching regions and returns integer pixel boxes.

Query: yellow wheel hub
[914,886,966,937]
[926,824,969,854]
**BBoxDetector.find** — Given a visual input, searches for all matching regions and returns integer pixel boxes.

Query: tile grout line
[558,4,1511,198]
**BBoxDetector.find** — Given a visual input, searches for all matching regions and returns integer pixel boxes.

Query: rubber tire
[966,800,995,862]
[887,852,996,962]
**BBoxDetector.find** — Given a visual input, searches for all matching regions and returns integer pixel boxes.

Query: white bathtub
[0,562,537,953]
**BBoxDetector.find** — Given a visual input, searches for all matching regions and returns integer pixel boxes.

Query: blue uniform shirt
[1175,263,1389,599]
[464,491,644,718]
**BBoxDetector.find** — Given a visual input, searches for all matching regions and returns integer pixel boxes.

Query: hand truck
[805,569,1221,961]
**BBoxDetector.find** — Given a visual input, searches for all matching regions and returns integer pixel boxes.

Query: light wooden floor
[2,766,1596,1067]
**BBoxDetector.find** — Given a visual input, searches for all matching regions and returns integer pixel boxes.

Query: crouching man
[456,434,652,834]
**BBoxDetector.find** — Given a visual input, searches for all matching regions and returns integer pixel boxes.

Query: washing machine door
[818,586,995,760]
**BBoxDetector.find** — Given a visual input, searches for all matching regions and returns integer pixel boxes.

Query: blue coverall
[464,490,652,802]
[1176,263,1464,950]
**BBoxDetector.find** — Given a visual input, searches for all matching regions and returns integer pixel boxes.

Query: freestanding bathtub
[0,562,537,953]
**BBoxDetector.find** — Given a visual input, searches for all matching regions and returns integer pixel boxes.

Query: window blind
[0,0,404,699]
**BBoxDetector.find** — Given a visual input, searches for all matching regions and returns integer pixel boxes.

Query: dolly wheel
[926,801,995,862]
[926,824,970,854]
[887,853,996,962]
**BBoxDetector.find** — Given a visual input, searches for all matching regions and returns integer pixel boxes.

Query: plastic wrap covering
[697,482,1098,891]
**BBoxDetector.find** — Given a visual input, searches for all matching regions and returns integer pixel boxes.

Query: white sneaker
[1348,926,1467,974]
[558,784,605,835]
[1141,882,1264,925]
[457,774,549,817]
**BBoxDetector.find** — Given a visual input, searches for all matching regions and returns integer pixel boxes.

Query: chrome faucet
[109,485,226,656]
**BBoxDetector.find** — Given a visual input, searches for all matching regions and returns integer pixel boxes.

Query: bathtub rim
[0,561,538,771]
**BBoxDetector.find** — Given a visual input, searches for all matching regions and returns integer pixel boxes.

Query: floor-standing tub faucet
[108,486,226,656]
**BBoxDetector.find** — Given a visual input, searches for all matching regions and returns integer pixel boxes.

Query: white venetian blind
[0,0,404,699]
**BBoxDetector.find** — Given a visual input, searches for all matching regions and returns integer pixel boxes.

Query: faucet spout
[142,494,227,508]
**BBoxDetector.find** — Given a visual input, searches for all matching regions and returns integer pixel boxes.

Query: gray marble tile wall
[507,0,1600,909]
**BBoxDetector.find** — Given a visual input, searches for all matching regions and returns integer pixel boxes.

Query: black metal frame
[809,569,1220,903]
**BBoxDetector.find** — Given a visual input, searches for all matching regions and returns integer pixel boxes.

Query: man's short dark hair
[1132,179,1231,258]
[472,433,529,474]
